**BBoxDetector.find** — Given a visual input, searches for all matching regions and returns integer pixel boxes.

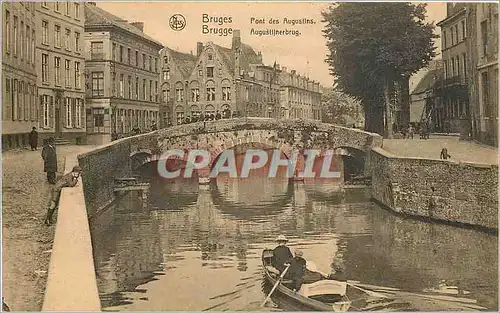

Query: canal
[90,156,498,311]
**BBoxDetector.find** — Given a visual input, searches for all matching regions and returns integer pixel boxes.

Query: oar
[347,283,388,298]
[261,264,291,307]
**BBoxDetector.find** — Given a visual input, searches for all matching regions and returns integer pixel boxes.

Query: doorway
[55,108,61,137]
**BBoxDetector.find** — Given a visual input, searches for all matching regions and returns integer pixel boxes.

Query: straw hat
[276,235,288,242]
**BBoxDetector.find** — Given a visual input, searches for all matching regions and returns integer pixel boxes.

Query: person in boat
[328,258,347,281]
[272,235,293,273]
[285,249,307,292]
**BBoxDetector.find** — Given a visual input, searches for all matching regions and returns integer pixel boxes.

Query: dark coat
[288,256,307,279]
[273,245,293,271]
[50,172,79,202]
[42,145,57,173]
[29,130,38,146]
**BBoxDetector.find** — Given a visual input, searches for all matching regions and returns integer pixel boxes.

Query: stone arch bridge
[130,118,382,179]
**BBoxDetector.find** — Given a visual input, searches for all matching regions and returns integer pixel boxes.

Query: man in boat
[285,249,307,292]
[272,235,293,273]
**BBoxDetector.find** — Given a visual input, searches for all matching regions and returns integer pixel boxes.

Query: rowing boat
[262,249,351,311]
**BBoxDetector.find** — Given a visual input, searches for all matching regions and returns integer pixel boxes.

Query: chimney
[232,29,241,50]
[130,22,144,32]
[196,42,203,57]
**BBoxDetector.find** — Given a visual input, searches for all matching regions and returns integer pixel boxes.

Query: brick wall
[371,147,498,230]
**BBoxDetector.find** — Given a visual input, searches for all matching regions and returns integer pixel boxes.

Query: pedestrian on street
[41,137,57,184]
[440,148,452,160]
[408,124,414,139]
[43,165,83,226]
[29,127,38,150]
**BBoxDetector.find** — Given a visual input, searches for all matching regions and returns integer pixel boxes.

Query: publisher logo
[169,14,186,31]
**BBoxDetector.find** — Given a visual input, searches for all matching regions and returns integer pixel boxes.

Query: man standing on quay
[29,127,38,150]
[41,137,57,184]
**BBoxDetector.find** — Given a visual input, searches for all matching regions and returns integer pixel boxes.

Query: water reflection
[90,169,498,311]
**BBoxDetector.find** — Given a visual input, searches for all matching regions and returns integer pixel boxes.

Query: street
[2,145,94,311]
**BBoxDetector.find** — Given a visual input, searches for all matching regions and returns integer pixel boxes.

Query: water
[90,164,498,311]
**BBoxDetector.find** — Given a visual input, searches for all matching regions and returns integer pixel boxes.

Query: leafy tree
[322,3,438,135]
[321,88,364,126]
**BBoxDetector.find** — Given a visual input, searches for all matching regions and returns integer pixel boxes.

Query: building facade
[279,67,322,120]
[84,3,163,144]
[437,3,470,135]
[159,30,322,127]
[35,1,86,144]
[467,3,498,146]
[2,2,38,149]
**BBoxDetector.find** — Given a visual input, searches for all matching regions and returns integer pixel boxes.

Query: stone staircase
[54,137,71,146]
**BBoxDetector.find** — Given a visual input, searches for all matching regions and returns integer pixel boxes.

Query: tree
[321,88,364,127]
[322,3,438,136]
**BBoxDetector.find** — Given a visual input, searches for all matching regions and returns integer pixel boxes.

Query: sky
[97,2,447,88]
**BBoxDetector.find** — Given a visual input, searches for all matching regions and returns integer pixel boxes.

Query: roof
[411,69,443,95]
[85,3,163,48]
[212,42,263,74]
[212,44,235,73]
[164,47,197,78]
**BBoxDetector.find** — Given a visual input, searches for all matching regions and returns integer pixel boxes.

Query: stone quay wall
[77,133,157,218]
[370,147,498,230]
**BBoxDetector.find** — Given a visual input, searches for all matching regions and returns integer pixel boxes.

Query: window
[112,43,116,61]
[65,97,72,127]
[450,27,455,46]
[14,16,18,55]
[443,30,447,48]
[208,54,213,60]
[163,89,170,102]
[127,48,131,65]
[75,62,81,88]
[455,25,459,43]
[154,58,158,72]
[206,87,215,101]
[199,69,203,77]
[75,32,80,52]
[163,70,170,80]
[65,60,71,86]
[481,21,488,55]
[119,74,124,97]
[456,56,460,77]
[135,77,139,99]
[65,1,70,15]
[5,10,10,53]
[191,88,200,102]
[207,67,214,78]
[111,73,116,96]
[143,79,147,100]
[42,20,48,45]
[20,21,24,60]
[462,53,467,79]
[55,2,60,12]
[149,56,152,71]
[135,51,139,66]
[142,53,146,68]
[163,55,168,63]
[461,20,466,39]
[149,80,153,101]
[128,76,132,99]
[54,57,61,85]
[176,88,184,101]
[119,45,123,63]
[222,87,231,100]
[42,95,50,128]
[26,25,30,62]
[31,30,35,65]
[482,72,491,117]
[155,81,159,102]
[54,25,61,47]
[75,99,82,128]
[91,41,103,60]
[74,3,80,19]
[93,109,104,127]
[42,54,48,83]
[92,72,104,96]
